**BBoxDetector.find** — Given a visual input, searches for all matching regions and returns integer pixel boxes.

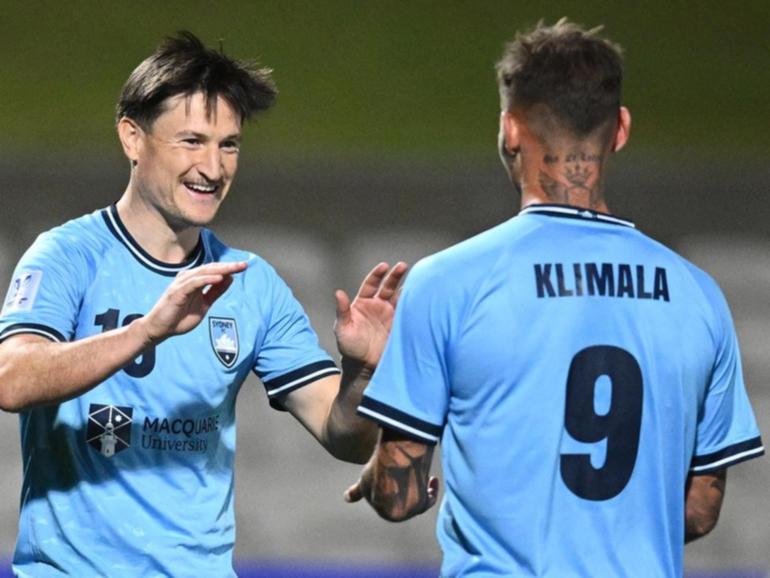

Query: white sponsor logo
[87,404,134,457]
[2,270,43,315]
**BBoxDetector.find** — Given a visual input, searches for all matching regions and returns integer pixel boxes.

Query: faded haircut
[116,31,277,129]
[496,18,623,138]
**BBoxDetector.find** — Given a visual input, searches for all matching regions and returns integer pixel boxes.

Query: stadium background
[0,1,767,576]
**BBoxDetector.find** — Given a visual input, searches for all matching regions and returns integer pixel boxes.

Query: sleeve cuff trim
[690,437,764,472]
[260,359,340,397]
[0,323,66,343]
[358,396,442,444]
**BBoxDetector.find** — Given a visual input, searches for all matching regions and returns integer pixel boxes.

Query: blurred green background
[1,0,768,159]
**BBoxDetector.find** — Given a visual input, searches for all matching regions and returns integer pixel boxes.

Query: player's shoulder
[634,231,726,304]
[409,217,537,284]
[26,208,114,263]
[202,229,284,284]
[202,229,254,262]
[628,230,734,340]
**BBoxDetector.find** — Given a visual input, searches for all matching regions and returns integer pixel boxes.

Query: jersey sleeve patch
[690,436,764,473]
[0,322,66,343]
[2,270,43,315]
[358,396,443,445]
[258,359,340,410]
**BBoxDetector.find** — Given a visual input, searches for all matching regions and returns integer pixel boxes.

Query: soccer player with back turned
[345,18,764,577]
[0,33,406,576]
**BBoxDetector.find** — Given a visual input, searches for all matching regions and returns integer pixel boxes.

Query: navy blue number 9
[560,345,643,501]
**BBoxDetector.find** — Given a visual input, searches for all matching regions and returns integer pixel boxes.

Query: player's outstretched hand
[334,261,408,368]
[344,466,440,522]
[140,261,248,344]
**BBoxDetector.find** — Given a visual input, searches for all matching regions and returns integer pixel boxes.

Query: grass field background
[0,1,767,159]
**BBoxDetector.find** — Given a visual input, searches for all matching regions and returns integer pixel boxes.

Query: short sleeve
[358,259,451,445]
[690,291,764,473]
[252,270,339,409]
[0,232,87,343]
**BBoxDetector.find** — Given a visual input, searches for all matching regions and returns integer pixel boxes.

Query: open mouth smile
[184,181,220,195]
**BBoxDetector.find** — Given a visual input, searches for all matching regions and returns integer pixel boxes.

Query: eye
[221,140,240,153]
[181,137,201,146]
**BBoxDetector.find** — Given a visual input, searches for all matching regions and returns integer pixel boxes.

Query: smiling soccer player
[0,32,405,577]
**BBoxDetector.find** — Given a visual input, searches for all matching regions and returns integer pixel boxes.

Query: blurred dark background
[0,1,767,576]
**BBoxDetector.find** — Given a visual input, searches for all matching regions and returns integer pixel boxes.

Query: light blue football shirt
[0,205,339,577]
[359,204,764,578]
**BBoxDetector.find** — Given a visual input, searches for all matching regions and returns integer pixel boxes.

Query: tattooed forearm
[685,469,726,543]
[370,438,435,522]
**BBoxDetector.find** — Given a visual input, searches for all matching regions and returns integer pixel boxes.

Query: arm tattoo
[685,469,727,543]
[372,438,434,520]
[709,470,726,492]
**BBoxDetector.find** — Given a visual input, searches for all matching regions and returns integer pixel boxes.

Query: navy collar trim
[101,205,206,276]
[519,204,635,228]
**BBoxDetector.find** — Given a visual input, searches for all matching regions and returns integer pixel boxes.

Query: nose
[198,145,223,182]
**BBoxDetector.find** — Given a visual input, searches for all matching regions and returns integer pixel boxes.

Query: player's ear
[611,106,631,152]
[117,117,143,166]
[500,111,521,155]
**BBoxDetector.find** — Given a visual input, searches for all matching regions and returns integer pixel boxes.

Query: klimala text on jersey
[534,263,670,301]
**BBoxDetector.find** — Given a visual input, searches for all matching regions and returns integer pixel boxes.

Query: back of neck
[519,143,609,213]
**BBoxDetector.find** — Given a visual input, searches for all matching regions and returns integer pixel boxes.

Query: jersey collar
[519,204,635,228]
[101,205,207,276]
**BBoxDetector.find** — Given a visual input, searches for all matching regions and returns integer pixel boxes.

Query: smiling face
[121,91,242,230]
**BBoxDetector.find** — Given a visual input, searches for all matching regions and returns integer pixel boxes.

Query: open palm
[334,262,407,368]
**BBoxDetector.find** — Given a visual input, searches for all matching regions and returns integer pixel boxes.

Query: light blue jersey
[0,205,339,577]
[359,204,764,578]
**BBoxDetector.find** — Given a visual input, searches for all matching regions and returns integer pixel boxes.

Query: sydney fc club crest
[87,404,133,457]
[209,317,239,368]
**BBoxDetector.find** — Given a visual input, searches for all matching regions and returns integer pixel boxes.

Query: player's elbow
[685,470,726,543]
[326,442,373,464]
[685,510,720,542]
[685,500,722,542]
[0,339,46,412]
[0,364,26,413]
[323,425,378,464]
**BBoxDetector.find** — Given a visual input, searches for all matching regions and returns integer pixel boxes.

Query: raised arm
[282,262,407,463]
[685,469,726,543]
[0,261,247,412]
[344,427,439,521]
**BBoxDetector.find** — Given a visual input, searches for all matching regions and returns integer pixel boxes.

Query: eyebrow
[174,130,242,142]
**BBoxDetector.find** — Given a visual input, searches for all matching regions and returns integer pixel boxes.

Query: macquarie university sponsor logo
[2,270,43,315]
[86,404,219,456]
[87,404,134,457]
[209,317,239,367]
[141,414,220,453]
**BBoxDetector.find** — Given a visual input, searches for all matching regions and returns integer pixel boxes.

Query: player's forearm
[0,319,153,412]
[685,470,726,543]
[322,357,379,463]
[367,432,436,522]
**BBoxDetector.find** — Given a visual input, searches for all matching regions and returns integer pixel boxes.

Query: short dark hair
[116,31,277,129]
[496,18,623,138]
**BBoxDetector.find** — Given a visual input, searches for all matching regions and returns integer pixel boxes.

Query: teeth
[186,183,217,193]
